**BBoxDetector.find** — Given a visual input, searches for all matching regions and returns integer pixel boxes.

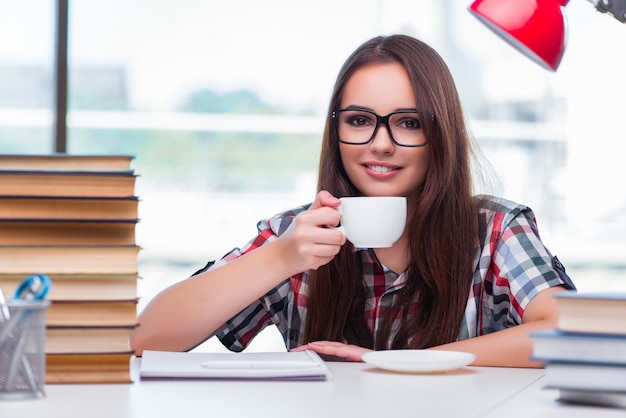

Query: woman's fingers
[292,341,372,362]
[308,190,341,211]
[278,192,346,272]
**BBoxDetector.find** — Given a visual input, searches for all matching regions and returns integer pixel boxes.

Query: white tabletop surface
[0,358,623,418]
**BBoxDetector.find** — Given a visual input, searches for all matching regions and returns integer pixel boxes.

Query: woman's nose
[369,124,395,154]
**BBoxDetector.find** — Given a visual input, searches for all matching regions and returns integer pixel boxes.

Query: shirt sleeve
[190,205,307,352]
[484,205,575,332]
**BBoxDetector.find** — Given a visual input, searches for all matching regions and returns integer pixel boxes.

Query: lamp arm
[588,0,626,23]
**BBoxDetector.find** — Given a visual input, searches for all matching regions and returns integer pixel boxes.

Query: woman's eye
[348,115,373,127]
[398,118,421,130]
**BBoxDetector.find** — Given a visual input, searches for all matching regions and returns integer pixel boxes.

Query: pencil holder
[0,299,50,400]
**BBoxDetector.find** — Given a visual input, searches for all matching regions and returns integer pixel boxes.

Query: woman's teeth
[368,165,393,173]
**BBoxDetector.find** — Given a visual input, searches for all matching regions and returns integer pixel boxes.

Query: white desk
[0,360,623,418]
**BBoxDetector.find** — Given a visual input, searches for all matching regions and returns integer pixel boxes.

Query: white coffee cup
[333,196,407,248]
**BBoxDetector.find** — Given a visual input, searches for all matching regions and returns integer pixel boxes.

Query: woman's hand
[277,190,346,273]
[292,341,373,362]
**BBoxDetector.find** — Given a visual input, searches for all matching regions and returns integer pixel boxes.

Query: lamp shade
[469,0,569,71]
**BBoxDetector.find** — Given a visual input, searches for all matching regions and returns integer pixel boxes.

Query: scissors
[13,274,51,301]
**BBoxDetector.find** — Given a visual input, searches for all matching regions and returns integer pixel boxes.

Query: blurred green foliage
[0,88,322,192]
[71,128,321,192]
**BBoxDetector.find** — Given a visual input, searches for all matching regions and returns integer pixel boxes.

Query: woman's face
[338,62,431,199]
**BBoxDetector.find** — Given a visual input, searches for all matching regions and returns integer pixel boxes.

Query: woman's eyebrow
[340,105,419,113]
[341,104,374,111]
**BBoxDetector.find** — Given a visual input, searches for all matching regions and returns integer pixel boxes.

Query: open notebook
[139,350,332,381]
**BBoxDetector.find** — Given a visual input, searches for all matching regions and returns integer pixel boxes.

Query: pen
[200,361,322,369]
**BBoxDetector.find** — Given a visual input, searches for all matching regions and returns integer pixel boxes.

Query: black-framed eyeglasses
[332,108,433,147]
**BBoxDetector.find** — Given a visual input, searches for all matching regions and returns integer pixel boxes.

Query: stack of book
[0,154,140,383]
[531,291,626,409]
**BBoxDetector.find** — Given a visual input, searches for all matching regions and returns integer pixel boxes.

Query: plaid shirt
[198,195,575,352]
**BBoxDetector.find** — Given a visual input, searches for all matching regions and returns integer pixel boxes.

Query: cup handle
[328,205,345,236]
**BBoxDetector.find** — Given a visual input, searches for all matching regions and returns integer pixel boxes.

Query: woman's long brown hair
[303,35,478,349]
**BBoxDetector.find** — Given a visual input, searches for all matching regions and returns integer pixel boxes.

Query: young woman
[131,34,575,367]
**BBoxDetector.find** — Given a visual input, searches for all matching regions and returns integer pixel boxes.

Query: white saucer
[361,350,475,373]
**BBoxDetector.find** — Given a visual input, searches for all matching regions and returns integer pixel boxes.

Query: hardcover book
[0,219,137,246]
[0,272,138,301]
[0,195,139,220]
[0,245,140,275]
[0,170,137,198]
[553,291,626,335]
[46,326,134,354]
[558,389,626,410]
[545,362,626,392]
[530,329,626,365]
[46,299,138,327]
[46,352,134,384]
[0,154,134,171]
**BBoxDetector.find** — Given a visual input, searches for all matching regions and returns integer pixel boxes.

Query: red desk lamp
[468,0,626,71]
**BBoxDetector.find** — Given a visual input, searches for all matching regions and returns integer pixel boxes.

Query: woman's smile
[363,162,401,176]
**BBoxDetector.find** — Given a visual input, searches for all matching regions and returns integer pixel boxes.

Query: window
[0,0,54,153]
[1,1,624,351]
